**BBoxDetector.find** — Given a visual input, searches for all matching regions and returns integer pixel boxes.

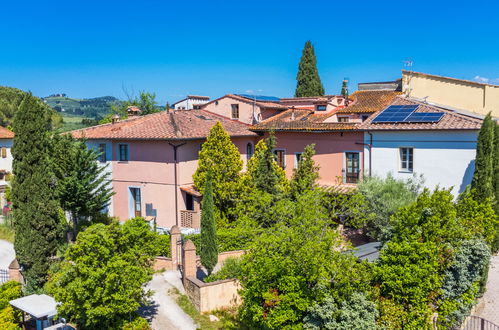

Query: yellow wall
[402,71,499,117]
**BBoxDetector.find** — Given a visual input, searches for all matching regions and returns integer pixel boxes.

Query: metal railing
[461,316,499,330]
[0,269,9,284]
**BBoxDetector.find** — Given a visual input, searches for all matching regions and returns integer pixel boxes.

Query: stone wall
[217,250,245,264]
[184,276,242,313]
[153,256,173,272]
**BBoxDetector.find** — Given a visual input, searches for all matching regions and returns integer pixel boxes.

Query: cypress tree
[471,113,495,202]
[199,171,218,275]
[494,122,499,214]
[290,144,320,200]
[12,93,62,293]
[295,41,325,97]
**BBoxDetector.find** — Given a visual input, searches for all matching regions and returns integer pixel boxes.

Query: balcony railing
[180,210,200,229]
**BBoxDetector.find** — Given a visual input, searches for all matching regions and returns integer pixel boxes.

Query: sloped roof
[361,97,483,131]
[336,90,401,113]
[202,94,288,110]
[251,108,357,132]
[70,110,258,140]
[0,126,14,139]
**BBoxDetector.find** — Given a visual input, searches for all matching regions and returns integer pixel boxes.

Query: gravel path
[474,254,499,324]
[0,239,15,269]
[141,272,197,330]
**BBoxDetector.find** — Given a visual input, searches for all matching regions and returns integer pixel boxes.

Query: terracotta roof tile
[361,97,483,130]
[336,90,401,113]
[0,126,14,139]
[251,108,358,132]
[70,110,258,140]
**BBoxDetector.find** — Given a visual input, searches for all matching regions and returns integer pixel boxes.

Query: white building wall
[0,139,13,173]
[364,130,478,197]
[173,97,210,110]
[86,140,114,216]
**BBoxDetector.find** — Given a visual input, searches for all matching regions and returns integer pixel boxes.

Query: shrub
[46,218,157,329]
[0,281,22,310]
[154,234,171,257]
[0,281,22,329]
[120,316,151,330]
[204,257,243,283]
[437,239,490,328]
[303,292,378,330]
[357,173,423,240]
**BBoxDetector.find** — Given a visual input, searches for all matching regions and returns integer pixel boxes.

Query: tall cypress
[295,41,325,97]
[12,93,62,293]
[471,113,495,202]
[199,171,218,275]
[494,122,499,214]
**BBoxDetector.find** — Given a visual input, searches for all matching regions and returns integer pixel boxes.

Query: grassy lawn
[59,114,93,132]
[0,222,15,242]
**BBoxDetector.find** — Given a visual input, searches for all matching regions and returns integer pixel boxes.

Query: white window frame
[399,147,414,172]
[118,143,130,162]
[294,152,303,168]
[337,116,350,123]
[231,104,239,120]
[273,148,286,169]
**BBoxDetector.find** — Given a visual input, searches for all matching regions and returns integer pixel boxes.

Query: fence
[0,269,9,284]
[461,316,499,330]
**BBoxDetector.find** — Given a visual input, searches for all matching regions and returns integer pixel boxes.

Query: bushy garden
[190,115,499,329]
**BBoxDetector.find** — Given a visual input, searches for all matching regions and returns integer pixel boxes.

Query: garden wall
[184,277,241,313]
[153,256,173,272]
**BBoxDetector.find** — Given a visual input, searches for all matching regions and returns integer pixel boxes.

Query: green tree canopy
[357,173,423,241]
[99,91,161,123]
[51,135,114,235]
[290,144,319,200]
[239,190,372,329]
[199,172,218,275]
[295,41,325,97]
[0,86,62,129]
[46,218,157,329]
[471,113,496,201]
[12,93,63,293]
[193,121,243,221]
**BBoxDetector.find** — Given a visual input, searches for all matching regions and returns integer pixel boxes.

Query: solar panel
[236,94,280,102]
[404,112,444,123]
[372,105,419,123]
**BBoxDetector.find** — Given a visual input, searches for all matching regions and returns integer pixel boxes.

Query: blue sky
[1,0,498,104]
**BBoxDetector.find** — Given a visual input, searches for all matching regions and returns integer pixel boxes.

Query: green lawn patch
[0,222,15,242]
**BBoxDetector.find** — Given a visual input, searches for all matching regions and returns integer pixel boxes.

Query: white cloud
[474,75,490,83]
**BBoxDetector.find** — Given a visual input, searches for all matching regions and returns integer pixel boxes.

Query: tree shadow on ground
[138,299,159,322]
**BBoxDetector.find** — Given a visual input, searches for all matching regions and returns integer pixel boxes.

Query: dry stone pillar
[170,225,181,270]
[182,239,197,281]
[8,259,23,284]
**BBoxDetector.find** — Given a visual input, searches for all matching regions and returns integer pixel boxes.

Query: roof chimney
[127,106,142,118]
[111,114,120,124]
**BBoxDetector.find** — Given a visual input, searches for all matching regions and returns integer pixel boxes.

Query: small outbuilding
[9,294,72,330]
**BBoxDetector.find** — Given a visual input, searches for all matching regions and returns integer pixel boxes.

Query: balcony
[180,210,200,229]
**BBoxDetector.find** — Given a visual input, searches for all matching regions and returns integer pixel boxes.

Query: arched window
[246,142,254,160]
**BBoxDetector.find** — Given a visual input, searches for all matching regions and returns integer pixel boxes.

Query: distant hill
[0,86,62,129]
[43,95,123,119]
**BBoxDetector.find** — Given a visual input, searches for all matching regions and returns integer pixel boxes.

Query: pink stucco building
[201,94,287,125]
[72,109,258,230]
[250,90,401,185]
